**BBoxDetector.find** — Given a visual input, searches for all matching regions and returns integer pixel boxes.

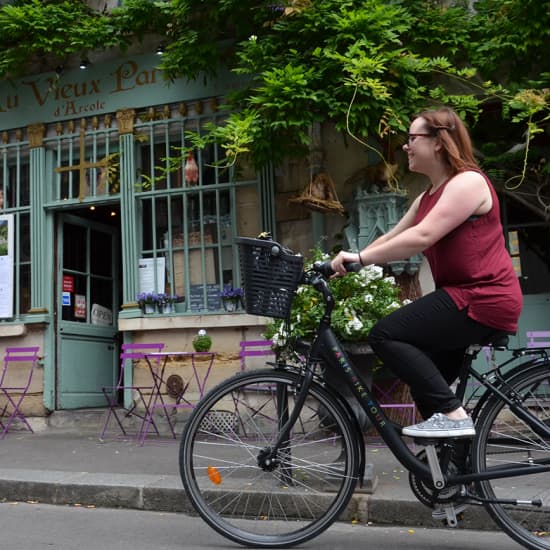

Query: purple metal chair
[526,331,550,348]
[100,342,165,440]
[239,339,274,371]
[0,346,40,439]
[372,377,417,427]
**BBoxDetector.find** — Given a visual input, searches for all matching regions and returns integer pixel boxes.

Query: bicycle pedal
[432,503,468,526]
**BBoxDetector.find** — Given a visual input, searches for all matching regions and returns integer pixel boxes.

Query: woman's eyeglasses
[407,133,434,144]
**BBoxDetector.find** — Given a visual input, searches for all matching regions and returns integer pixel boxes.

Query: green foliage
[265,246,404,353]
[0,0,169,78]
[159,0,550,169]
[0,0,548,181]
[193,329,212,352]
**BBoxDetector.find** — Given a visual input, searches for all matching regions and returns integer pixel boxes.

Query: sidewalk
[0,411,493,530]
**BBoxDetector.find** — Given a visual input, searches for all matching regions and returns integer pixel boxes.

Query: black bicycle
[180,236,550,549]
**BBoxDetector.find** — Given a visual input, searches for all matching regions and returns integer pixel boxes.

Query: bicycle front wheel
[179,368,360,548]
[472,365,550,549]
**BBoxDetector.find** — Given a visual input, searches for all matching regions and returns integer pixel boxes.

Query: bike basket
[236,237,304,319]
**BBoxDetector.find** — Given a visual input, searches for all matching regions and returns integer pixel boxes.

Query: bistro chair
[0,346,40,439]
[526,330,550,348]
[99,342,165,440]
[239,339,274,371]
[372,377,417,429]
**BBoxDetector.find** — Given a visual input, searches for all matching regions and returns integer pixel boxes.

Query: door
[56,213,119,409]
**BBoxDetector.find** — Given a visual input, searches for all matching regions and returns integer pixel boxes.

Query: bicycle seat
[481,333,509,350]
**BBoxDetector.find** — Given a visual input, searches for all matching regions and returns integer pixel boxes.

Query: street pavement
[0,410,496,531]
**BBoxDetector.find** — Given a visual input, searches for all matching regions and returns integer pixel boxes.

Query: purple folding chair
[100,342,165,440]
[373,377,417,427]
[0,346,40,439]
[239,340,274,371]
[526,331,550,348]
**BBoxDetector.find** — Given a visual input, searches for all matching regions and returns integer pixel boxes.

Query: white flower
[389,301,401,308]
[402,299,412,305]
[364,293,374,303]
[361,264,384,283]
[249,34,257,42]
[383,276,396,285]
[345,316,363,334]
[272,332,287,347]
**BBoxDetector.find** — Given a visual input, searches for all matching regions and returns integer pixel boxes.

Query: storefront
[1,52,548,419]
[0,53,271,414]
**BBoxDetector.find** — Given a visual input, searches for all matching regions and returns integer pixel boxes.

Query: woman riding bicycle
[331,107,523,439]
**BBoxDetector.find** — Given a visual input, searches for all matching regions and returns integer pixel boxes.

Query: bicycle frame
[269,267,550,490]
[314,328,550,487]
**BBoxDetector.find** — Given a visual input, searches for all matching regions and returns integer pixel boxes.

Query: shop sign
[0,54,242,130]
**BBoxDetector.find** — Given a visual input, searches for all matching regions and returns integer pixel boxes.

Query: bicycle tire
[179,368,360,548]
[472,365,550,549]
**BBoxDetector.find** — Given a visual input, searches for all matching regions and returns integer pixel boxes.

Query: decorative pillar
[116,109,141,317]
[345,184,423,276]
[28,123,49,314]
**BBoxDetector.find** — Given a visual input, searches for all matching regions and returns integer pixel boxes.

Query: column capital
[28,124,46,148]
[116,109,136,134]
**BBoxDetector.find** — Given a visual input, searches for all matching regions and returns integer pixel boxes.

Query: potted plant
[193,329,212,352]
[219,284,244,312]
[136,292,159,314]
[158,293,178,314]
[264,245,407,429]
[265,246,405,353]
[174,295,186,313]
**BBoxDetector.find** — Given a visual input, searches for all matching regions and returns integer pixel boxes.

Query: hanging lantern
[184,151,199,184]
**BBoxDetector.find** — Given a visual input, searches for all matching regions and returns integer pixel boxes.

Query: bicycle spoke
[180,369,359,548]
[474,365,550,549]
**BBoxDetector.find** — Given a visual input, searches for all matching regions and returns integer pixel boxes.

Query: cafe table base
[139,351,215,445]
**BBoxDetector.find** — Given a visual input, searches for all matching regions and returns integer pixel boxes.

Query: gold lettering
[61,84,73,99]
[111,61,139,92]
[22,78,55,106]
[0,94,19,112]
[135,68,158,86]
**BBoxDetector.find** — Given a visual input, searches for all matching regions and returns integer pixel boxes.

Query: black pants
[367,289,502,420]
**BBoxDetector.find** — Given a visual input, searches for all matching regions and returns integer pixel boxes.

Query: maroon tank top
[414,172,522,332]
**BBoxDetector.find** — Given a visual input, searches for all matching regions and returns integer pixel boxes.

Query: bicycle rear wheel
[179,368,360,548]
[472,365,550,549]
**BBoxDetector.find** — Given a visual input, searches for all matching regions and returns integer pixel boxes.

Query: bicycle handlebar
[311,259,362,279]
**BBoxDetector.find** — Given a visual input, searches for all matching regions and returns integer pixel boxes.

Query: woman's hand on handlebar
[331,250,362,276]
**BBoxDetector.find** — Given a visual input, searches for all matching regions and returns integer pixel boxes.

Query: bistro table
[139,351,215,445]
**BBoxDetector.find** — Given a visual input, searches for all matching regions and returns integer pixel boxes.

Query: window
[46,120,120,203]
[0,145,31,317]
[135,107,261,313]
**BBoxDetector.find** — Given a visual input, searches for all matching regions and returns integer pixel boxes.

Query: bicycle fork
[256,365,315,479]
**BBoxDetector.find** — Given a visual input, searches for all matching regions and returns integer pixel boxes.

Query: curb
[0,469,494,531]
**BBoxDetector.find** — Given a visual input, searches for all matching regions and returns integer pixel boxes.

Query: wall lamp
[79,58,90,70]
[156,43,166,56]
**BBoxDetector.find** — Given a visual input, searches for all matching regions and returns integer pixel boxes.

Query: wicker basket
[236,237,304,320]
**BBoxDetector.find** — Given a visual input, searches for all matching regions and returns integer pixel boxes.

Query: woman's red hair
[415,108,479,174]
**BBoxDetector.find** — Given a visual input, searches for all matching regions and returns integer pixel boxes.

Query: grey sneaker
[402,413,475,438]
